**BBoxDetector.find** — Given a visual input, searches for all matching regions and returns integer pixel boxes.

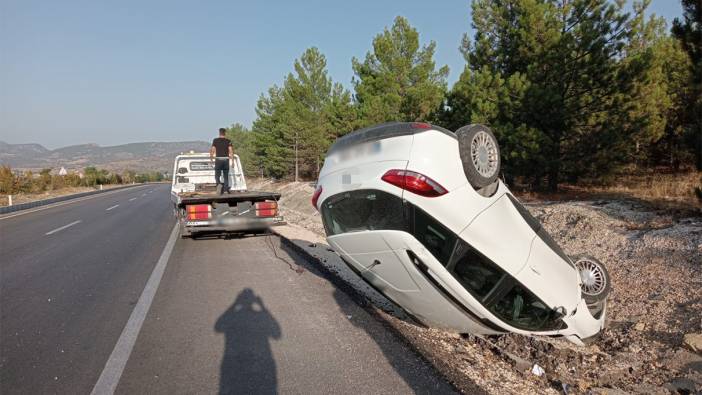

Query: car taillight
[381,169,447,197]
[311,185,323,210]
[255,201,278,217]
[410,122,432,129]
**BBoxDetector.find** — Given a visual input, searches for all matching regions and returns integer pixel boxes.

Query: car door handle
[368,259,381,269]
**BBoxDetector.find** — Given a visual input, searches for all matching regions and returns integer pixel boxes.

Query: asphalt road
[0,184,455,394]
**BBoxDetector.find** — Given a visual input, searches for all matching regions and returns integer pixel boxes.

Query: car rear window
[321,190,406,236]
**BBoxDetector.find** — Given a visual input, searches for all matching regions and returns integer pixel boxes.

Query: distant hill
[0,140,211,173]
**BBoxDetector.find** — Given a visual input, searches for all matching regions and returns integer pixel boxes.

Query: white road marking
[45,220,82,235]
[106,205,119,211]
[0,185,148,221]
[128,198,137,202]
[90,222,179,395]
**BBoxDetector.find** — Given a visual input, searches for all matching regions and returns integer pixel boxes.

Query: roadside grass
[0,186,114,206]
[517,169,701,212]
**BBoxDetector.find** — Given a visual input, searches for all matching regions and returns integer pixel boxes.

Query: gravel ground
[252,179,702,394]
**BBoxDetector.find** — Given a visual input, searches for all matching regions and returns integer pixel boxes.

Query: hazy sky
[0,0,684,149]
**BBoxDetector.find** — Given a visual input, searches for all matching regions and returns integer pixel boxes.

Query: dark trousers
[214,159,230,193]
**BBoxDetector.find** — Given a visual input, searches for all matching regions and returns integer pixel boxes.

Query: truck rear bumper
[181,216,284,235]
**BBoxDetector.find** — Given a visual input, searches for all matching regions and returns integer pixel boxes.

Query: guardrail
[0,184,143,215]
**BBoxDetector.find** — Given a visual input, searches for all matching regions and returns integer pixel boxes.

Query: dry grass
[0,185,123,207]
[520,170,701,212]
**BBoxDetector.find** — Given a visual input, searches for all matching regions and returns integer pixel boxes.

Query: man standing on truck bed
[210,128,234,195]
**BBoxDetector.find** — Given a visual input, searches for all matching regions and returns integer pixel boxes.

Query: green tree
[352,16,449,125]
[226,123,257,176]
[251,47,355,180]
[251,86,294,179]
[624,4,694,169]
[83,167,99,187]
[672,0,702,170]
[0,166,15,194]
[449,0,645,190]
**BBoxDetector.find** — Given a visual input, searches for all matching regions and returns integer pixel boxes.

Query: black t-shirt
[212,137,232,158]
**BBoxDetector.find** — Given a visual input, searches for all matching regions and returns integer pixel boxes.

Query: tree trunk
[547,164,559,192]
[548,137,561,192]
[294,139,299,182]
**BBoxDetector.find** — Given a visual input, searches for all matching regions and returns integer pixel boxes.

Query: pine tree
[352,16,449,125]
[450,0,645,190]
[672,0,702,170]
[250,48,355,180]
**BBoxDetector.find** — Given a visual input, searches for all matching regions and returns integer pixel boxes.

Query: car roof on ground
[327,122,456,155]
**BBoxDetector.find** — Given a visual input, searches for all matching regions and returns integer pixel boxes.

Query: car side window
[320,190,406,236]
[447,241,505,300]
[411,207,456,266]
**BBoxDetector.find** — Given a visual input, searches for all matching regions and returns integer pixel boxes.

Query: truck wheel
[573,255,611,304]
[456,124,501,190]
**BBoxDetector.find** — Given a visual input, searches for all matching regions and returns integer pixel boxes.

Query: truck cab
[171,152,284,237]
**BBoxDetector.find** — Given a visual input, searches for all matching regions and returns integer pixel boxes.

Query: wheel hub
[575,258,606,296]
[470,131,498,178]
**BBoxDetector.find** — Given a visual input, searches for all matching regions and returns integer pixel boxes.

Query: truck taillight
[255,201,278,217]
[186,204,211,213]
[255,201,278,210]
[186,204,212,220]
[381,169,447,197]
[256,209,277,217]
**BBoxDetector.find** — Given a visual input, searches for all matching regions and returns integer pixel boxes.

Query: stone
[683,333,702,354]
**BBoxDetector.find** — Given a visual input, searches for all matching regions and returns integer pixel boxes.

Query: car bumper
[182,216,284,233]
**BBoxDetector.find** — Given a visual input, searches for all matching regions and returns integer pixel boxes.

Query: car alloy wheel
[470,131,499,178]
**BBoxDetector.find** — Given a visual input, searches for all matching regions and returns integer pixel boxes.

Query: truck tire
[456,124,501,190]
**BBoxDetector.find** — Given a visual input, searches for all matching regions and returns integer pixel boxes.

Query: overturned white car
[312,122,610,345]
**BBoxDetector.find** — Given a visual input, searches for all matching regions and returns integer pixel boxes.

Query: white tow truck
[170,152,284,237]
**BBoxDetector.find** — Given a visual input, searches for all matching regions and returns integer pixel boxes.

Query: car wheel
[573,255,611,304]
[456,124,501,189]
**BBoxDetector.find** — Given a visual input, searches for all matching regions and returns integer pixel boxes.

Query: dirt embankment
[251,179,702,394]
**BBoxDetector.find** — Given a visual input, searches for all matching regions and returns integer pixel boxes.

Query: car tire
[456,124,501,189]
[573,255,611,304]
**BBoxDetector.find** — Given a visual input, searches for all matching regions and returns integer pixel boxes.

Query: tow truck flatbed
[170,153,284,237]
[175,190,281,207]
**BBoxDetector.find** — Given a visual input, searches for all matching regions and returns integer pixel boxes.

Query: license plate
[185,221,209,226]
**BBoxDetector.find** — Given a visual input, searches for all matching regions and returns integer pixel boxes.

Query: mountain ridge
[0,140,211,172]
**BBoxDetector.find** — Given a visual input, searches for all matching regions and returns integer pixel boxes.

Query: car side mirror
[553,306,567,319]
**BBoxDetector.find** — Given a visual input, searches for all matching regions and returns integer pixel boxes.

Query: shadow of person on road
[278,237,480,394]
[215,288,281,395]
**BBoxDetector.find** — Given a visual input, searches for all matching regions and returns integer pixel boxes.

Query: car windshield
[489,283,563,331]
[447,239,563,332]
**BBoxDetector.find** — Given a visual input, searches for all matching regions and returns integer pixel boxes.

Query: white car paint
[315,123,607,345]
